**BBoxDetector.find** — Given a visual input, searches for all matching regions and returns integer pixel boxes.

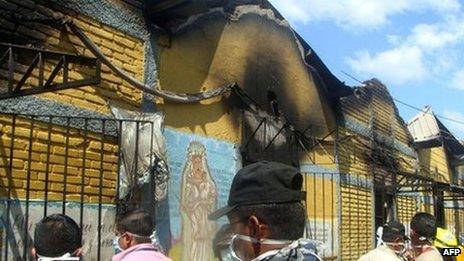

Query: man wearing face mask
[410,212,443,261]
[208,161,322,261]
[358,221,409,261]
[112,210,170,261]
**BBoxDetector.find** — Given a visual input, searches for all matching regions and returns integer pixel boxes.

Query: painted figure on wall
[180,141,217,260]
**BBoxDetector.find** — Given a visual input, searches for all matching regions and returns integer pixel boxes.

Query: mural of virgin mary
[180,141,217,260]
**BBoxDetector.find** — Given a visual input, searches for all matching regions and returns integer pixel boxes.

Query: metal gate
[0,112,155,260]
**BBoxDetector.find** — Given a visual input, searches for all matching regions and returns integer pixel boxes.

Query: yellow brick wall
[0,114,118,203]
[304,174,338,219]
[0,1,145,112]
[444,208,464,236]
[340,184,373,260]
[397,196,417,225]
[418,146,452,183]
[340,81,412,146]
[338,128,371,177]
[301,143,338,171]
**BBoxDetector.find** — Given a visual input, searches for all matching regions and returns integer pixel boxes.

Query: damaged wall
[156,5,337,144]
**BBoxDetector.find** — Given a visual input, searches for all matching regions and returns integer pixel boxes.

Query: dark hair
[34,214,82,257]
[235,202,305,240]
[411,212,437,239]
[116,209,154,238]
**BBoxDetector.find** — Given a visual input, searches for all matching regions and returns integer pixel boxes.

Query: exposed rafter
[0,43,101,99]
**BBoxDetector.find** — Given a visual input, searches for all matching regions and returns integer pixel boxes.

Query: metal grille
[339,175,373,260]
[0,112,155,260]
[304,172,339,260]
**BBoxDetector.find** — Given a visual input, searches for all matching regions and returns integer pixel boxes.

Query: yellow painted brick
[49,182,64,192]
[89,178,100,187]
[63,184,80,193]
[2,159,25,169]
[11,189,36,199]
[37,173,63,182]
[90,196,113,204]
[66,194,89,202]
[52,147,82,158]
[12,150,40,161]
[67,176,89,185]
[0,138,28,150]
[84,93,107,105]
[0,169,27,179]
[92,26,114,41]
[100,46,113,56]
[103,173,117,181]
[51,165,81,176]
[84,186,100,194]
[44,192,62,201]
[0,178,23,188]
[102,180,116,189]
[122,63,139,74]
[101,73,123,84]
[101,39,124,53]
[67,158,84,167]
[68,137,86,147]
[39,154,65,165]
[29,181,45,190]
[114,35,136,49]
[124,48,142,60]
[103,188,116,196]
[85,169,102,178]
[30,162,47,172]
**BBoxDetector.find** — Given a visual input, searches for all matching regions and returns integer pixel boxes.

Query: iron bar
[43,116,53,217]
[262,122,286,153]
[79,119,88,231]
[62,118,71,215]
[23,117,34,259]
[0,43,100,100]
[4,115,16,260]
[97,120,106,261]
[14,53,40,93]
[243,117,266,149]
[8,47,14,92]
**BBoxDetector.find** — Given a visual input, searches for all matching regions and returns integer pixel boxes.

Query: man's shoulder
[416,248,444,261]
[357,246,402,261]
[122,251,171,261]
[112,244,171,261]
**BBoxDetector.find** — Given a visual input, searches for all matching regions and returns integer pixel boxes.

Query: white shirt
[358,245,403,261]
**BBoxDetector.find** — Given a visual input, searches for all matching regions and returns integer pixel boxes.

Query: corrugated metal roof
[407,106,464,157]
[407,106,441,142]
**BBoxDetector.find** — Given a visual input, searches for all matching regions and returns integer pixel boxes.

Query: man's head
[209,161,306,260]
[32,214,82,258]
[115,209,153,251]
[410,212,437,245]
[381,221,407,252]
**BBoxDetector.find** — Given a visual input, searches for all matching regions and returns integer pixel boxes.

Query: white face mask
[228,234,292,261]
[37,252,80,261]
[112,235,123,254]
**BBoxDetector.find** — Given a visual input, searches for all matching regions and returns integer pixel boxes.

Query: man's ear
[31,247,37,258]
[248,215,261,239]
[248,215,268,240]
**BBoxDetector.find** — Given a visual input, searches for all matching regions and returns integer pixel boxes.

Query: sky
[268,0,464,139]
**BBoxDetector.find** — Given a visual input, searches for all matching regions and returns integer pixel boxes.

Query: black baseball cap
[383,221,408,241]
[208,161,306,220]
